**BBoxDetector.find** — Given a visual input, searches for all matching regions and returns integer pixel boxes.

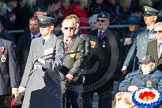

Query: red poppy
[0,47,4,52]
[139,91,155,100]
[102,34,107,38]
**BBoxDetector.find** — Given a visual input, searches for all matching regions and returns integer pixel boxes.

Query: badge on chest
[0,47,6,62]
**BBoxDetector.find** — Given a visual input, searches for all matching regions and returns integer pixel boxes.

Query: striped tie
[98,31,103,39]
[64,39,68,52]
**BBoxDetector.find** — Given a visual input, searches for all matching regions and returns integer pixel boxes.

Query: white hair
[88,14,98,23]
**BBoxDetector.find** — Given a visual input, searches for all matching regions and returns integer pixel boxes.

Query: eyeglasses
[64,27,74,30]
[96,19,107,23]
[153,30,162,34]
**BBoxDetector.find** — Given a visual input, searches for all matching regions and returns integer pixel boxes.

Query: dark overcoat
[119,69,162,92]
[0,38,18,95]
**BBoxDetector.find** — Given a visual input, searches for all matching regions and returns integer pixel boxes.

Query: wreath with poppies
[132,88,162,108]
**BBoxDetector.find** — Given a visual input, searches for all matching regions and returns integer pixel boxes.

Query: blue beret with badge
[97,11,110,19]
[139,55,155,64]
[143,6,160,16]
[38,16,56,27]
[128,16,140,24]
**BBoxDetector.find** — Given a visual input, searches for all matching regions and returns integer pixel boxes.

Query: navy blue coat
[119,69,162,92]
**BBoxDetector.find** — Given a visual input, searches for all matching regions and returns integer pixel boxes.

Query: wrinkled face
[143,15,157,26]
[153,24,162,40]
[39,25,53,37]
[61,20,76,38]
[89,19,97,30]
[96,17,109,31]
[29,19,40,35]
[128,24,139,32]
[140,62,155,74]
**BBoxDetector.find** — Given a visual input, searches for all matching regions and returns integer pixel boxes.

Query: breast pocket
[0,66,9,80]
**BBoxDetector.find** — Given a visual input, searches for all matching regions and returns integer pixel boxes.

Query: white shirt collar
[31,33,41,39]
[42,35,50,43]
[64,38,72,44]
[147,26,154,31]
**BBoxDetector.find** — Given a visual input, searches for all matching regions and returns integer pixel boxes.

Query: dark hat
[97,12,110,19]
[139,55,155,64]
[128,16,140,24]
[38,16,55,27]
[143,6,160,16]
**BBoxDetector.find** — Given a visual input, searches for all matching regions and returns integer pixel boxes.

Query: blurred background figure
[0,1,7,28]
[132,0,153,21]
[6,0,18,30]
[68,0,89,34]
[86,0,104,17]
[15,0,37,30]
[121,15,141,74]
[15,16,40,81]
[115,0,133,24]
[45,0,67,27]
[43,0,67,35]
[102,0,118,24]
[0,20,16,46]
[88,14,98,31]
[123,16,141,54]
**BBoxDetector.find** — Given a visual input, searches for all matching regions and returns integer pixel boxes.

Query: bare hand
[66,74,73,83]
[121,66,127,74]
[12,88,19,98]
[127,85,138,92]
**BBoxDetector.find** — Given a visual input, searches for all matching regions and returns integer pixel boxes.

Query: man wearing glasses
[147,22,162,71]
[121,6,160,74]
[58,18,85,108]
[83,11,120,108]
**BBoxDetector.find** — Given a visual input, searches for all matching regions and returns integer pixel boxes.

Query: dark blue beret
[97,12,110,18]
[128,16,140,24]
[139,55,155,64]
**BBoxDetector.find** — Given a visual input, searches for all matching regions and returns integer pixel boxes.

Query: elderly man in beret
[115,55,162,108]
[83,11,121,108]
[19,16,64,108]
[121,6,161,73]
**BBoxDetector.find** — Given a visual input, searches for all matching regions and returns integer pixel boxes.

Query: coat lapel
[153,41,158,60]
[66,35,77,52]
[0,39,5,59]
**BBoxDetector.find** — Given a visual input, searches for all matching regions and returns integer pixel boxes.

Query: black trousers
[0,96,4,108]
